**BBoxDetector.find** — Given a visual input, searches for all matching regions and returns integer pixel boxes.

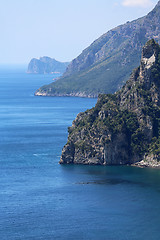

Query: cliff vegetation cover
[60,40,160,167]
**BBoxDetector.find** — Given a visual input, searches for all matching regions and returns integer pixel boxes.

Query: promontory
[60,40,160,167]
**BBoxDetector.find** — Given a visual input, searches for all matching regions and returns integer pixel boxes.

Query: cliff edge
[60,40,160,167]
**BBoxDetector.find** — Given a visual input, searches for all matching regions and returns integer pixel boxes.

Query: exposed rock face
[27,57,69,74]
[35,1,160,97]
[60,40,160,166]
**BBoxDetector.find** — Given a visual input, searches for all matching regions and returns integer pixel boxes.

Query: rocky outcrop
[35,1,160,97]
[27,57,69,74]
[133,154,160,168]
[60,40,160,166]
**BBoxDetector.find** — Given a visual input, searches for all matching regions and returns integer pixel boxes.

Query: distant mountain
[27,57,69,74]
[60,40,160,167]
[35,0,160,97]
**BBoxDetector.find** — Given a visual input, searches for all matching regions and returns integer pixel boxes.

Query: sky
[0,0,159,64]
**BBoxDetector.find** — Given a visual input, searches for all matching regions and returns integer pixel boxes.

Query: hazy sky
[0,0,158,64]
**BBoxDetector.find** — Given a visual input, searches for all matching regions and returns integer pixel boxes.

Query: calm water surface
[1,67,160,240]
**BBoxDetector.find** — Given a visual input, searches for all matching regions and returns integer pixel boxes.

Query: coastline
[34,91,98,98]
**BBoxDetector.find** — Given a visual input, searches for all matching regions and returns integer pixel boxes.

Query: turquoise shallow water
[1,67,160,240]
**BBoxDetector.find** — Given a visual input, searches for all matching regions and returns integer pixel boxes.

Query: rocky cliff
[27,56,69,74]
[60,40,160,166]
[35,1,160,97]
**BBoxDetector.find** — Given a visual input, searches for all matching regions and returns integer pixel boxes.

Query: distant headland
[27,56,69,74]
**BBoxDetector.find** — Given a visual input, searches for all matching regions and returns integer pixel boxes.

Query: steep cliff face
[60,40,160,166]
[35,1,160,97]
[27,57,69,74]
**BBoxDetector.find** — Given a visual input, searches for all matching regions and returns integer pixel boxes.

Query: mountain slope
[60,40,160,166]
[27,56,69,74]
[35,1,160,97]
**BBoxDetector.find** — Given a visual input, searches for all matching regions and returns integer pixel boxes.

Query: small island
[60,40,160,168]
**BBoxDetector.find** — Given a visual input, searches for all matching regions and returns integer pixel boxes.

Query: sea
[1,66,160,240]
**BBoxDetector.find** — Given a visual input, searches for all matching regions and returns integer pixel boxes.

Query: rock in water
[60,40,160,166]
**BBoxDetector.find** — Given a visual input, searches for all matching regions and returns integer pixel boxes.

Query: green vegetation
[36,52,141,96]
[65,40,160,164]
[69,93,147,157]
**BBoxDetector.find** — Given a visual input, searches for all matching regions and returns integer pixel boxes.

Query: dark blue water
[1,67,160,240]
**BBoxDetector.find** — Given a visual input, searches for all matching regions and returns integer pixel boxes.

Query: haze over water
[1,67,160,239]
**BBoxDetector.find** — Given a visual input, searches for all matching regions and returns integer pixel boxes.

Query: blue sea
[1,66,160,240]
